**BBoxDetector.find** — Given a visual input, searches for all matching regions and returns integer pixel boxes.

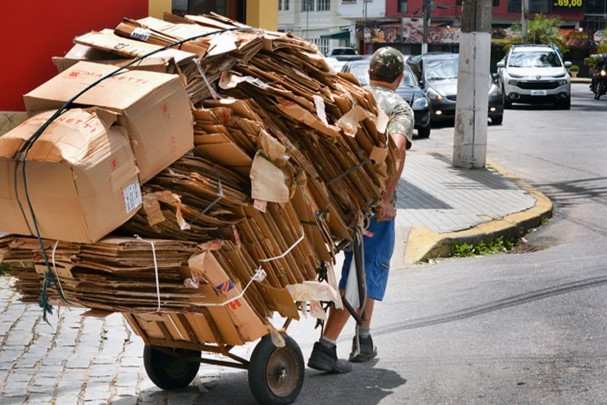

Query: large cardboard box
[24,61,194,183]
[0,109,142,243]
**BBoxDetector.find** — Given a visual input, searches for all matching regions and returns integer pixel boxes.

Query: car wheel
[490,115,503,125]
[417,125,431,138]
[559,96,571,110]
[503,94,512,109]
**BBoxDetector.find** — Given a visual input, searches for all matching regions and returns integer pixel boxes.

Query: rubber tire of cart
[248,334,304,405]
[143,346,201,390]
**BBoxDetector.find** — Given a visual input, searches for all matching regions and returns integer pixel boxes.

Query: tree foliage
[506,14,568,54]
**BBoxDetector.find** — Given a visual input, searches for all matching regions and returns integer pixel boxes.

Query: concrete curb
[395,159,553,265]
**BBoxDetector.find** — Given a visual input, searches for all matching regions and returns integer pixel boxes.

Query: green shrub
[451,237,515,257]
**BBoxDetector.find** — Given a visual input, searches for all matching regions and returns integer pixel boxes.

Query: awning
[321,31,351,40]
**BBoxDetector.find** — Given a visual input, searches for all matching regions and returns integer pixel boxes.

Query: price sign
[552,0,583,12]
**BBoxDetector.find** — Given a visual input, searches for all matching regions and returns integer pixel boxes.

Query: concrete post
[422,0,429,54]
[521,0,529,42]
[452,0,492,169]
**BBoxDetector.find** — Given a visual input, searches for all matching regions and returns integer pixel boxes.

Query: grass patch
[451,236,516,257]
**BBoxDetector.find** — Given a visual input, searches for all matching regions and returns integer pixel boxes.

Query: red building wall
[387,0,584,26]
[0,1,149,111]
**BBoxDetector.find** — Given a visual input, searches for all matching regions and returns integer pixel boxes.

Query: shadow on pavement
[112,364,407,405]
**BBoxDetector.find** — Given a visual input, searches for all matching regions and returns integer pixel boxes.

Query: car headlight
[600,70,607,77]
[412,96,429,109]
[557,79,568,86]
[508,79,519,85]
[426,87,443,101]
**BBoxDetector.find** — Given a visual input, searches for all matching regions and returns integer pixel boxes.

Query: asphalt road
[1,84,606,405]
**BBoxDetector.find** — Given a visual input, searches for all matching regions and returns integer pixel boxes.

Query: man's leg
[322,305,351,341]
[349,297,378,362]
[307,290,355,373]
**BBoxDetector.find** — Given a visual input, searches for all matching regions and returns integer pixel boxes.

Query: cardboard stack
[0,109,140,243]
[0,13,396,348]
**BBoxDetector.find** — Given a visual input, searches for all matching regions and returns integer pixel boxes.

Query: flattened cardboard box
[0,109,141,243]
[52,44,177,74]
[23,61,194,183]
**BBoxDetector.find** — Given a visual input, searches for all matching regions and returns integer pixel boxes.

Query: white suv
[497,44,572,109]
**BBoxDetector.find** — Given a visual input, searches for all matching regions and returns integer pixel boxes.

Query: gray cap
[369,47,405,78]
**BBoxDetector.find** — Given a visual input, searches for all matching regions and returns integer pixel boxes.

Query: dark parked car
[342,59,432,138]
[408,53,504,125]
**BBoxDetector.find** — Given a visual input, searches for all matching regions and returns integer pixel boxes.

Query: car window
[331,48,355,56]
[347,63,369,86]
[508,51,562,68]
[346,62,419,88]
[425,59,459,81]
[400,68,419,87]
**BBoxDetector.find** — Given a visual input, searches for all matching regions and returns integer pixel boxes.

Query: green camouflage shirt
[367,84,414,149]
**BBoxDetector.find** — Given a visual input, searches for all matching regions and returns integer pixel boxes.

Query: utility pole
[305,0,310,41]
[452,0,492,169]
[363,0,368,54]
[422,0,431,54]
[521,0,529,42]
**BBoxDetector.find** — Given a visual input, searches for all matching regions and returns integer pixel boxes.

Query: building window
[585,0,607,13]
[398,0,408,12]
[311,37,330,55]
[529,0,548,12]
[284,0,290,10]
[318,0,330,11]
[508,0,548,13]
[278,0,282,11]
[507,0,521,13]
[458,0,499,5]
[302,0,314,11]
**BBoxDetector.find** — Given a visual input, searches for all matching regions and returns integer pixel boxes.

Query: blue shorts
[339,216,395,301]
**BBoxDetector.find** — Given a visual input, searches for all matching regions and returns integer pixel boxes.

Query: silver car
[497,44,572,109]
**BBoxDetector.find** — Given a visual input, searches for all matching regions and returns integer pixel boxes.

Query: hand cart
[121,232,367,405]
[124,311,304,405]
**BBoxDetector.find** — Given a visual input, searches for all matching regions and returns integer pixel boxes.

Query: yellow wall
[148,0,278,30]
[148,0,171,18]
[247,0,277,31]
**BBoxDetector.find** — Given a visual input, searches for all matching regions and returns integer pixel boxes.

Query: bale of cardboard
[0,108,141,243]
[0,13,397,347]
[23,61,195,184]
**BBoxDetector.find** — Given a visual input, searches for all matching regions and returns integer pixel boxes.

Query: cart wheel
[248,334,304,405]
[143,346,201,390]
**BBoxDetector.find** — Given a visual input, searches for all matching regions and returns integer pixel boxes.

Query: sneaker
[349,335,377,363]
[307,342,352,373]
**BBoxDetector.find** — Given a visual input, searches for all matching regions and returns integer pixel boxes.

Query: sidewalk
[392,152,553,265]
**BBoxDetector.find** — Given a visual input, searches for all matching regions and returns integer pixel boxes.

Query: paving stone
[89,365,116,378]
[53,392,81,404]
[2,378,29,391]
[24,392,54,404]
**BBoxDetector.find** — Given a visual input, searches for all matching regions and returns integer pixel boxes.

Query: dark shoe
[349,335,377,363]
[307,342,352,373]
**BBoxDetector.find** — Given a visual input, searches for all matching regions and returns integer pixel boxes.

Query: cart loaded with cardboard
[0,13,396,405]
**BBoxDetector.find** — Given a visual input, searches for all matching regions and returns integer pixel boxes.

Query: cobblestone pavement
[0,276,249,405]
